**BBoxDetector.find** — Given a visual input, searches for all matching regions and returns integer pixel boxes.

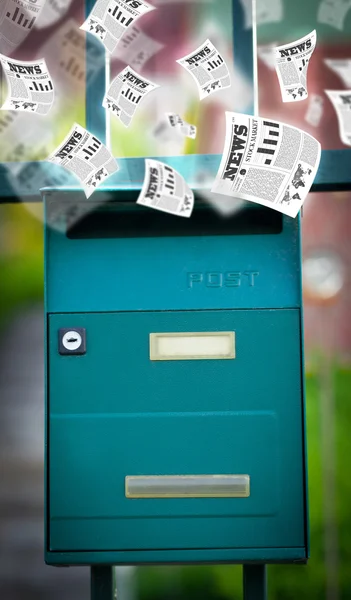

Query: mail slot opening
[61,194,283,239]
[125,475,250,498]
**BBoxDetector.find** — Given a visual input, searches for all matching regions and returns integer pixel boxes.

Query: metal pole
[243,564,267,600]
[91,566,117,600]
[320,352,339,600]
[85,0,107,144]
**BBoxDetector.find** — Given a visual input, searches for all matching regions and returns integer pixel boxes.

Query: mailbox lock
[59,328,86,355]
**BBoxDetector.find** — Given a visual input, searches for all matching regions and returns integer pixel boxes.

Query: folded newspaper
[113,25,164,70]
[35,0,72,30]
[211,112,321,218]
[166,113,196,139]
[318,0,351,31]
[0,0,44,55]
[152,118,185,150]
[257,43,277,71]
[0,55,54,115]
[81,0,155,54]
[177,39,231,100]
[137,159,194,217]
[6,161,102,233]
[305,94,324,128]
[325,90,351,146]
[324,58,351,88]
[47,123,119,198]
[6,160,75,200]
[274,30,316,102]
[103,66,159,127]
[40,19,103,94]
[239,0,283,29]
[0,110,53,162]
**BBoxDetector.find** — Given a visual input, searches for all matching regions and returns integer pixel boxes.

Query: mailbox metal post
[91,567,116,600]
[92,564,267,599]
[243,565,267,600]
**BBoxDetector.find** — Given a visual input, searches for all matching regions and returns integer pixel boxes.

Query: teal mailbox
[0,1,349,598]
[41,0,310,576]
[44,191,308,567]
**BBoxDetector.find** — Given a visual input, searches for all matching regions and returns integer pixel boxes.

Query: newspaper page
[274,30,316,102]
[103,65,159,127]
[318,0,351,30]
[153,119,173,142]
[151,117,185,153]
[6,159,108,233]
[0,55,54,115]
[113,25,164,70]
[196,171,246,216]
[35,0,72,29]
[6,160,75,197]
[5,161,105,235]
[257,43,277,70]
[166,113,196,139]
[137,159,194,217]
[0,0,45,55]
[239,0,283,29]
[47,123,119,198]
[177,39,231,100]
[40,19,103,94]
[305,94,324,127]
[80,0,155,54]
[200,190,245,216]
[0,110,53,161]
[325,90,351,146]
[211,112,321,218]
[324,58,351,88]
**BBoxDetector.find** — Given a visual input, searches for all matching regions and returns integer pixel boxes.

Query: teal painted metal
[243,565,267,600]
[44,194,300,313]
[46,547,307,566]
[297,219,310,558]
[44,191,308,566]
[48,309,305,555]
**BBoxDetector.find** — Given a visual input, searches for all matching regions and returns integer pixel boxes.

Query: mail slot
[44,190,308,566]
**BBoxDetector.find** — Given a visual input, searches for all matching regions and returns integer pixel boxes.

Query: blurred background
[0,0,351,599]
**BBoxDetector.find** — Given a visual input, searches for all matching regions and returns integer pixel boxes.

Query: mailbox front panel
[47,309,306,558]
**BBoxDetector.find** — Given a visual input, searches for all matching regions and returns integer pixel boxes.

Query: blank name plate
[125,475,250,498]
[150,332,235,361]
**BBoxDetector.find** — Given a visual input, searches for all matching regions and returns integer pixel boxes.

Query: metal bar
[85,0,107,143]
[2,146,351,202]
[232,0,255,115]
[251,0,258,117]
[91,566,116,600]
[243,564,267,600]
[320,353,339,600]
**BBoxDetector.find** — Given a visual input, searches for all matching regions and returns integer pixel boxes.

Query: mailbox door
[48,309,306,553]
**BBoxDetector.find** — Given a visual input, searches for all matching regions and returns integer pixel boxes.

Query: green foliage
[0,204,43,329]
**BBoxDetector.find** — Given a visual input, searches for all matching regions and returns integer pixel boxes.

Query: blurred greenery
[0,204,43,329]
[0,205,350,599]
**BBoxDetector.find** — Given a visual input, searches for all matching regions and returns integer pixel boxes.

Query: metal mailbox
[44,190,308,566]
